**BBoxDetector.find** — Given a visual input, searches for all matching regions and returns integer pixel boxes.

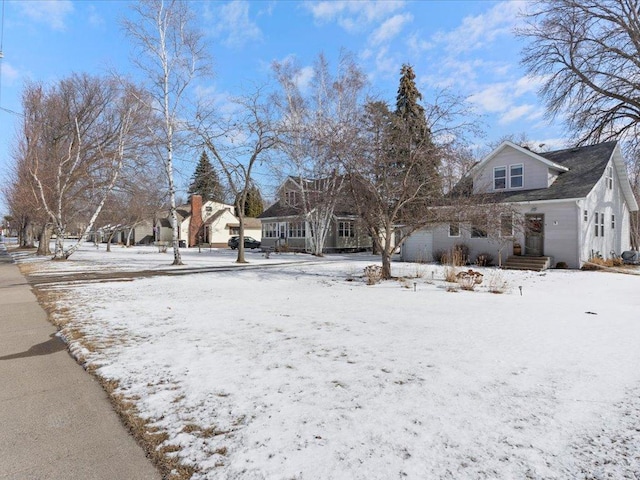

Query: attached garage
[401,229,433,262]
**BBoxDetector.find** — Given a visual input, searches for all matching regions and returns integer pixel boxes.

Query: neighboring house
[156,195,262,247]
[258,176,372,253]
[402,141,639,269]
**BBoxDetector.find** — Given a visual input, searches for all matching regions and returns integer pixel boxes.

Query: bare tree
[196,86,278,263]
[17,74,147,259]
[272,52,367,256]
[124,0,211,265]
[519,0,640,246]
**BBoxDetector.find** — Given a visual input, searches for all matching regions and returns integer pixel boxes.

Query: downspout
[575,200,583,268]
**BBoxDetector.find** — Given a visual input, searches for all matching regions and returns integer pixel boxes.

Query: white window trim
[448,223,461,237]
[493,166,507,190]
[611,214,616,229]
[338,221,355,238]
[509,164,524,189]
[607,166,613,189]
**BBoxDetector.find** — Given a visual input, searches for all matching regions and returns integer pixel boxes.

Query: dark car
[228,236,261,250]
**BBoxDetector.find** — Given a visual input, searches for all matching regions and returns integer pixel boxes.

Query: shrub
[444,266,458,283]
[456,269,483,291]
[555,261,568,269]
[475,253,494,267]
[453,243,470,266]
[486,271,508,294]
[433,249,449,265]
[363,265,383,285]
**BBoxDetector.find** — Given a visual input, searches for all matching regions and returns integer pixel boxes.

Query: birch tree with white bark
[18,74,147,259]
[124,0,211,265]
[272,52,367,256]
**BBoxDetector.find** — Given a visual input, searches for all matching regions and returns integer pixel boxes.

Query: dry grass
[28,279,199,480]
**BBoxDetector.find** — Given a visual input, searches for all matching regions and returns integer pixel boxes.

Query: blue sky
[0,0,567,214]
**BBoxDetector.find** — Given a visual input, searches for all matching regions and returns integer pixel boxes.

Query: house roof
[464,141,638,210]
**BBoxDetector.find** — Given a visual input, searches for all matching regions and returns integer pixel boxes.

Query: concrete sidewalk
[0,243,161,480]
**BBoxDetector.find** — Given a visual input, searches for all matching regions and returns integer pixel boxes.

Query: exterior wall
[581,160,633,262]
[131,220,154,244]
[473,146,553,194]
[206,209,238,247]
[401,230,433,262]
[416,201,581,268]
[259,217,371,252]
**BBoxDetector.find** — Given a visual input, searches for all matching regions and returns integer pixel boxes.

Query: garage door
[402,229,433,262]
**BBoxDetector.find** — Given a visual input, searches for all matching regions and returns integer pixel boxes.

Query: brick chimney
[188,195,203,247]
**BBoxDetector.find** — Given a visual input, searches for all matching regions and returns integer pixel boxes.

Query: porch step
[503,255,552,272]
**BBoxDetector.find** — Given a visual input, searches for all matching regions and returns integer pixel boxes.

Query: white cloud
[17,0,73,31]
[213,0,262,48]
[307,0,405,32]
[406,33,433,55]
[293,66,314,91]
[435,1,525,54]
[0,62,20,86]
[374,46,398,78]
[499,104,535,125]
[369,13,412,45]
[87,5,105,28]
[468,83,510,113]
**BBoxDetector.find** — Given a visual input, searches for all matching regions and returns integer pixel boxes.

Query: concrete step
[503,256,552,271]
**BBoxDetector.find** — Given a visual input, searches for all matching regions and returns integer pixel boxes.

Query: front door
[525,214,544,256]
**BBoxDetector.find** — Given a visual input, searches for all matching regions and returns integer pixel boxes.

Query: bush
[456,269,483,291]
[363,265,383,285]
[486,271,508,294]
[433,249,449,265]
[475,253,494,267]
[444,266,458,283]
[453,243,470,266]
[555,261,568,269]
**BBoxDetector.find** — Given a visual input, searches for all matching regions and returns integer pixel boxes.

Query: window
[288,222,306,238]
[595,212,605,237]
[500,214,513,237]
[338,221,354,238]
[262,222,278,238]
[229,227,239,235]
[612,214,616,229]
[509,164,523,188]
[583,210,588,222]
[494,166,506,190]
[284,191,298,206]
[448,223,460,237]
[471,217,488,238]
[205,206,213,213]
[607,166,613,189]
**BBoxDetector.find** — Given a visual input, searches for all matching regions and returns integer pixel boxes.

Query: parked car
[228,236,261,250]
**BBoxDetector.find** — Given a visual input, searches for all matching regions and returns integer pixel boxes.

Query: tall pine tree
[393,64,440,196]
[188,151,225,201]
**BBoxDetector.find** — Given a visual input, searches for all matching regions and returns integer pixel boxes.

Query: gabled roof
[465,141,637,210]
[471,140,569,176]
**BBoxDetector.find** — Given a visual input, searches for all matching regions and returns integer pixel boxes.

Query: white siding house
[402,141,638,268]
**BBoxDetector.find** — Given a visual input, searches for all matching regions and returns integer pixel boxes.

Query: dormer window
[494,167,506,190]
[284,191,298,206]
[510,164,523,188]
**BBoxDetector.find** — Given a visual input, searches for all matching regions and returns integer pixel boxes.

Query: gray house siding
[472,146,556,193]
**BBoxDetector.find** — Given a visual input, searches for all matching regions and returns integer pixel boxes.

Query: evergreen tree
[188,151,224,201]
[393,64,440,196]
[235,184,264,217]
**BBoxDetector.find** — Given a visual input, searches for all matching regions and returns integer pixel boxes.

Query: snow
[18,244,640,479]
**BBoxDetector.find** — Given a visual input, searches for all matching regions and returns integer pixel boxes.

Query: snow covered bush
[487,271,509,294]
[363,265,383,285]
[456,269,483,291]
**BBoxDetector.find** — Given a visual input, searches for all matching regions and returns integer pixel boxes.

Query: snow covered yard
[19,245,640,479]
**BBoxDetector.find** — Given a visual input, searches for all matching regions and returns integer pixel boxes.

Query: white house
[157,195,262,248]
[402,141,638,269]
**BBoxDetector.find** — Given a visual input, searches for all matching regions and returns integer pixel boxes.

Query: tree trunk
[37,224,53,256]
[236,198,247,264]
[106,231,116,252]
